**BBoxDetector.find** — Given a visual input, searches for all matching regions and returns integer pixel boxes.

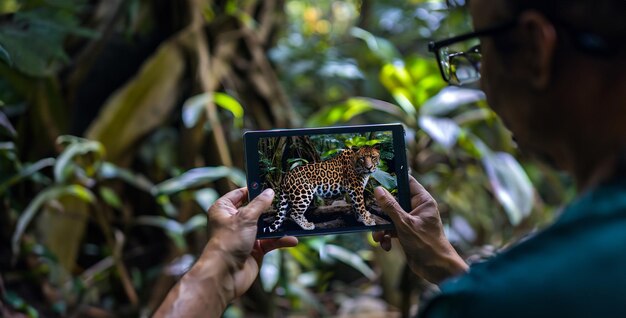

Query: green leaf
[420,86,485,116]
[419,116,461,149]
[0,109,16,137]
[54,137,105,183]
[320,244,376,280]
[0,6,95,77]
[214,92,244,127]
[0,157,55,194]
[193,188,219,211]
[12,185,95,256]
[350,27,400,63]
[182,214,207,234]
[182,92,244,129]
[260,249,281,292]
[98,162,154,193]
[306,98,373,127]
[481,151,534,226]
[136,216,187,250]
[153,167,246,196]
[99,186,122,209]
[371,169,397,189]
[85,36,185,164]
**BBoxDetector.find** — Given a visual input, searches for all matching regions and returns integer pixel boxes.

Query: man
[155,0,626,316]
[374,0,626,316]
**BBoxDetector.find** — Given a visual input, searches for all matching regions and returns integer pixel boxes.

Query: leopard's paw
[301,222,315,230]
[362,216,376,226]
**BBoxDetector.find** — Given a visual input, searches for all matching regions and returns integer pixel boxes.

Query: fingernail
[261,188,274,198]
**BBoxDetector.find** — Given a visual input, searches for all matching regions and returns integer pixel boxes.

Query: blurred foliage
[0,0,573,317]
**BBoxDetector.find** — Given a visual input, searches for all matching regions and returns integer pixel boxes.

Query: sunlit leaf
[260,249,281,292]
[391,89,417,117]
[420,86,485,116]
[306,98,373,127]
[12,185,95,256]
[320,244,376,280]
[182,92,244,129]
[153,166,246,196]
[181,94,206,128]
[482,151,534,225]
[99,186,122,209]
[182,214,207,234]
[193,188,219,211]
[380,63,413,92]
[419,116,461,149]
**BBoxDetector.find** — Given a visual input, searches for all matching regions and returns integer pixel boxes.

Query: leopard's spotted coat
[264,146,380,233]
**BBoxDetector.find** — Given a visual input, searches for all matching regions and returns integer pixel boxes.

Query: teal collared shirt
[420,177,626,318]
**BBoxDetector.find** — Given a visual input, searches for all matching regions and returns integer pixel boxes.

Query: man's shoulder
[421,208,626,318]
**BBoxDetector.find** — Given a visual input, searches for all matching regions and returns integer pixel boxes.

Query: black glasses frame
[428,18,623,84]
[428,21,517,84]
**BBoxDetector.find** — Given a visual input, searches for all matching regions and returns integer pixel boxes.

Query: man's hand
[154,187,298,317]
[373,176,468,285]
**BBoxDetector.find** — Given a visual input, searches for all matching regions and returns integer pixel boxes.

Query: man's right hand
[373,175,468,285]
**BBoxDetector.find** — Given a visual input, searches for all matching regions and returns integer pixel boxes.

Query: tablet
[244,123,410,238]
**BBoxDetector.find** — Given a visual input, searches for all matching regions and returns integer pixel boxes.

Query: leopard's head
[352,146,380,175]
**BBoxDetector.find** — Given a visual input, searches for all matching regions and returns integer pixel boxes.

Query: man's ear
[518,10,557,89]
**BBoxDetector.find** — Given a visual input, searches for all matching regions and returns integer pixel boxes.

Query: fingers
[259,236,299,254]
[251,236,299,264]
[217,187,249,209]
[408,175,436,211]
[372,231,393,252]
[240,188,274,222]
[374,186,406,225]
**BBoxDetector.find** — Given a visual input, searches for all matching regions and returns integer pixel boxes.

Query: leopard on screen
[264,146,380,233]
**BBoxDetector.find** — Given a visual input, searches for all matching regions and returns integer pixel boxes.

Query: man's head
[468,0,626,183]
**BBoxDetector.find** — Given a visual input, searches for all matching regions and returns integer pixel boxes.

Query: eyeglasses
[429,19,623,86]
[428,21,517,85]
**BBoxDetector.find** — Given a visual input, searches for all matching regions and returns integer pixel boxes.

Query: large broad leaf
[482,151,534,225]
[350,27,401,63]
[182,92,244,129]
[419,116,461,149]
[420,86,485,116]
[12,185,95,256]
[153,167,246,196]
[193,188,219,211]
[320,244,376,281]
[86,37,185,164]
[0,6,96,77]
[260,249,281,292]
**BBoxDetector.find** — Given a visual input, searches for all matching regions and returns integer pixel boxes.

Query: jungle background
[0,0,573,317]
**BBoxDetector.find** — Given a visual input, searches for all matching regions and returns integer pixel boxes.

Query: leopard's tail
[263,192,289,233]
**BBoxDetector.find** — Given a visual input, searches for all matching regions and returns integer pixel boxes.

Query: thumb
[374,187,406,224]
[241,188,274,222]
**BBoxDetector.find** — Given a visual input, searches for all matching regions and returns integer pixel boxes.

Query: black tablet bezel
[244,123,410,239]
